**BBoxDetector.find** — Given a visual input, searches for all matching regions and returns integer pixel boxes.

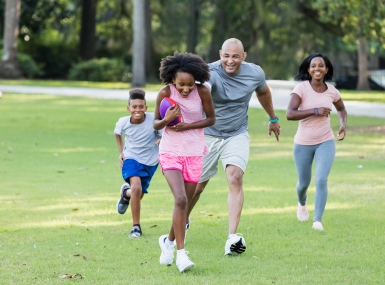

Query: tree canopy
[0,0,384,89]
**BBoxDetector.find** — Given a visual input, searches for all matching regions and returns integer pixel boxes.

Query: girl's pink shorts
[159,153,203,183]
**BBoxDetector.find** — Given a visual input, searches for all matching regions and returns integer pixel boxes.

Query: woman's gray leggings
[293,140,335,222]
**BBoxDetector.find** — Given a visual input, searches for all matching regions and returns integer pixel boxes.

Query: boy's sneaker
[116,183,131,214]
[159,235,175,265]
[297,202,309,222]
[312,221,324,231]
[224,234,246,255]
[129,227,142,238]
[176,251,195,273]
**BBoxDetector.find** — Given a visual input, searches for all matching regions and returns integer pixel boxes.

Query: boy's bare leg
[130,177,143,225]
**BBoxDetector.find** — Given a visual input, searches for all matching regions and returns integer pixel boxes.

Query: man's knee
[226,166,244,187]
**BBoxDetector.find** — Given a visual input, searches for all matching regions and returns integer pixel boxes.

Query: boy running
[115,89,161,238]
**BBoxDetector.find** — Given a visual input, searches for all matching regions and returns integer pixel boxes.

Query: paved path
[1,81,384,118]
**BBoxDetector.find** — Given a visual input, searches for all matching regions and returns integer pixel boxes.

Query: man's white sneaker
[159,235,175,265]
[312,221,324,230]
[176,252,194,272]
[297,202,309,222]
[224,234,246,255]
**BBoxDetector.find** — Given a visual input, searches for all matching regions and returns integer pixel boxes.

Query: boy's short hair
[128,89,146,104]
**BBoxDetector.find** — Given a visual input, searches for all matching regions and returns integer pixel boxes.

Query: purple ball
[160,97,181,126]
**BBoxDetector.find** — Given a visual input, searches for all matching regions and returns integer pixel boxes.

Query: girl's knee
[174,195,188,209]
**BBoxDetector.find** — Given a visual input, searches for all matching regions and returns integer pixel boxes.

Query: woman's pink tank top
[159,84,208,156]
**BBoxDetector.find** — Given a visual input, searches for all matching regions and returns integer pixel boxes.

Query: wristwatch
[314,108,319,115]
[269,115,279,123]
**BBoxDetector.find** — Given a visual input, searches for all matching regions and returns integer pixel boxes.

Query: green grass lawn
[340,90,385,103]
[0,93,384,284]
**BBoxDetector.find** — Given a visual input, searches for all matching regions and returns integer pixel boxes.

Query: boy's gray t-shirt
[205,60,267,138]
[114,112,161,166]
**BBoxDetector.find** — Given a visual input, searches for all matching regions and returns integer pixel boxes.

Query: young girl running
[153,52,215,273]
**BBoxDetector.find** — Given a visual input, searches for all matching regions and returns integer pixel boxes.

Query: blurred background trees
[0,0,22,78]
[0,0,384,90]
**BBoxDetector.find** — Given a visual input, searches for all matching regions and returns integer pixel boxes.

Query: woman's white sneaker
[297,202,309,222]
[312,221,324,230]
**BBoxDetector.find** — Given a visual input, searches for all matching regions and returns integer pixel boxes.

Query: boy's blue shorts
[122,159,158,194]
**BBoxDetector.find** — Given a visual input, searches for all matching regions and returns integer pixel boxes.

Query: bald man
[187,38,280,255]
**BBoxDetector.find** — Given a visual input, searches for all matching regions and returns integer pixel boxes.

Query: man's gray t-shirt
[205,60,267,138]
[114,112,161,166]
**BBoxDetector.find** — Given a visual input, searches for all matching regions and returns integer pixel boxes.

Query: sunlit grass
[340,90,385,103]
[0,94,384,284]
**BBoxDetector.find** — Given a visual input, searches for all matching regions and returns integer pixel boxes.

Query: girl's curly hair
[159,51,210,84]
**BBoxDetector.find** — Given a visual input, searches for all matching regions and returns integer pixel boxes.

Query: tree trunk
[144,0,155,81]
[187,0,199,53]
[356,37,370,90]
[208,6,227,62]
[0,0,22,79]
[132,0,146,87]
[80,0,97,60]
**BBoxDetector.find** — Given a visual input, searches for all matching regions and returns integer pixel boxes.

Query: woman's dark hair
[159,51,210,84]
[294,53,333,82]
[128,88,146,104]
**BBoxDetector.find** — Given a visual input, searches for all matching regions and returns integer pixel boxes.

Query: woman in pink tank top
[153,52,215,272]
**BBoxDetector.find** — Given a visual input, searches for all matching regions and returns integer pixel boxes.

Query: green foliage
[0,94,384,284]
[0,49,43,79]
[68,58,130,82]
[311,0,385,47]
[95,0,133,57]
[19,29,78,79]
[17,52,44,78]
[1,0,384,82]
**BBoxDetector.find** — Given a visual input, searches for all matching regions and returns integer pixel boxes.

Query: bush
[19,30,78,79]
[17,53,44,78]
[0,49,43,79]
[68,58,130,82]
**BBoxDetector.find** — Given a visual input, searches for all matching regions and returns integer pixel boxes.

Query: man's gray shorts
[199,132,250,183]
